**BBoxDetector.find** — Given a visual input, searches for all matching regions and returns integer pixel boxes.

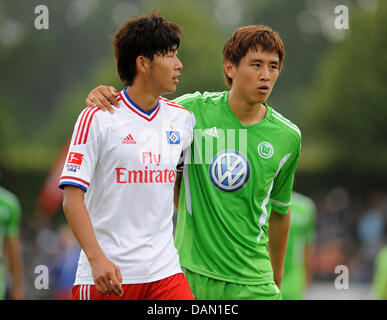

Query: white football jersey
[59,89,195,285]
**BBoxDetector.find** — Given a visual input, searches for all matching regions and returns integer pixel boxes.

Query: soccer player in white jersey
[85,25,300,300]
[59,13,194,300]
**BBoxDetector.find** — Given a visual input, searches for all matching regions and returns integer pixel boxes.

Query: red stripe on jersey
[77,107,99,145]
[74,107,92,145]
[159,97,188,112]
[60,176,90,186]
[76,107,94,145]
[147,106,160,121]
[121,97,160,122]
[159,97,172,102]
[115,93,122,101]
[83,108,100,144]
[165,102,188,112]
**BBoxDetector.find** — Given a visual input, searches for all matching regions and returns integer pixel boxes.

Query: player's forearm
[62,187,105,263]
[5,236,24,295]
[268,210,291,288]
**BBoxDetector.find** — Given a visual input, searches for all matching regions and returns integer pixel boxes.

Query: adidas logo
[204,127,219,138]
[122,134,137,144]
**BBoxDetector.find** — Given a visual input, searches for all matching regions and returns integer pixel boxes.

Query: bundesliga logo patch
[166,131,180,144]
[68,152,84,165]
[66,152,84,173]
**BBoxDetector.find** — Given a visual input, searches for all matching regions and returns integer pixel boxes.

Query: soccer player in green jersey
[0,162,24,299]
[85,24,301,300]
[281,191,316,300]
[372,244,387,300]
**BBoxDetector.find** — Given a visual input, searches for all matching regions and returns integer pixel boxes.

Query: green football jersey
[372,245,387,300]
[174,91,301,285]
[0,186,21,299]
[281,191,316,300]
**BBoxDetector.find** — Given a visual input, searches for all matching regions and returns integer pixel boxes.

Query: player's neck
[228,89,267,126]
[126,82,160,113]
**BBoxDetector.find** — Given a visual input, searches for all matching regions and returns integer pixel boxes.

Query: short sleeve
[177,113,195,173]
[270,139,301,214]
[58,107,101,192]
[182,112,195,151]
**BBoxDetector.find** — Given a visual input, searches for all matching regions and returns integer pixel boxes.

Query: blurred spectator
[312,187,347,282]
[314,238,345,279]
[52,225,80,300]
[372,243,387,300]
[357,192,386,283]
[0,158,24,299]
[281,191,316,300]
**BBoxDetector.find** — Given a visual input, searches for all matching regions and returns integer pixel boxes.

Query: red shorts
[72,273,194,300]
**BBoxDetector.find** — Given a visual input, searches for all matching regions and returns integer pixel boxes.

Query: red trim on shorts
[72,273,194,300]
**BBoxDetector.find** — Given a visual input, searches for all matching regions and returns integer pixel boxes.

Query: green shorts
[185,269,282,300]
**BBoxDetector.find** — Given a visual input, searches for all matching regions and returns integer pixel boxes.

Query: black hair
[113,12,181,86]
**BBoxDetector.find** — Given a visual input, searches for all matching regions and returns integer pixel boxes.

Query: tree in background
[298,2,387,176]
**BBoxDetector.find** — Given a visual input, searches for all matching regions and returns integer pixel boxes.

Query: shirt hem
[183,263,275,286]
[73,268,182,286]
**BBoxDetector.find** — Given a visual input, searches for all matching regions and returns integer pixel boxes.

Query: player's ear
[224,60,235,81]
[136,55,151,74]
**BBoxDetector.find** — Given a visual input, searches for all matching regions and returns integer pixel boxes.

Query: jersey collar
[119,89,160,122]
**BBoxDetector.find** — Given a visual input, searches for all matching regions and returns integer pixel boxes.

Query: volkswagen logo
[209,150,250,192]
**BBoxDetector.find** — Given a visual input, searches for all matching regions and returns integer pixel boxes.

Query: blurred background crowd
[0,0,386,299]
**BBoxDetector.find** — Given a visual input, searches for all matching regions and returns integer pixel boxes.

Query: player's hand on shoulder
[90,254,123,296]
[86,85,119,114]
